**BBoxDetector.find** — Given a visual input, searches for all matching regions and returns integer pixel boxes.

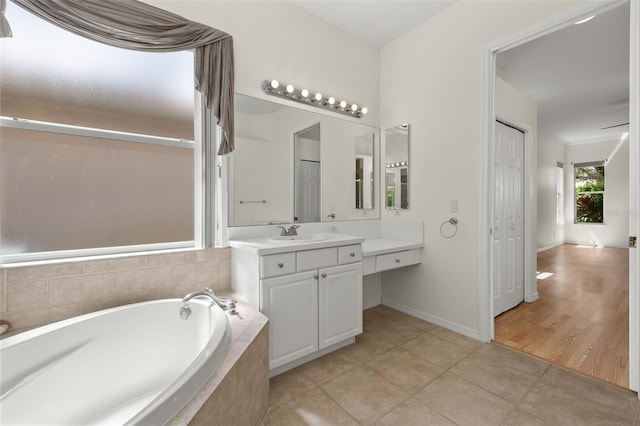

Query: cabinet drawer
[338,244,362,264]
[376,250,415,272]
[261,253,296,278]
[297,247,337,271]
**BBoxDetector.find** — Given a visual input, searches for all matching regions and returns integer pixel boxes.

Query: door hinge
[630,236,637,248]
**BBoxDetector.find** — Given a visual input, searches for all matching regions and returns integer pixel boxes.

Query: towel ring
[440,217,458,239]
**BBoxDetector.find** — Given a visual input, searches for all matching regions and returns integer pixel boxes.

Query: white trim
[480,0,637,389]
[537,243,563,253]
[382,298,481,341]
[0,116,194,149]
[362,298,381,310]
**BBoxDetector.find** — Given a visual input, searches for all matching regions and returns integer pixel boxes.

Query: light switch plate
[449,200,458,212]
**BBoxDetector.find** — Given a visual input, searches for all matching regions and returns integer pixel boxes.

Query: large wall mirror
[385,124,409,209]
[228,94,380,226]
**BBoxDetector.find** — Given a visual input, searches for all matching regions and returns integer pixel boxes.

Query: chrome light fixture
[261,79,368,118]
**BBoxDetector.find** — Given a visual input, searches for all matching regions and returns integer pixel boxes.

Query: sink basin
[268,234,329,243]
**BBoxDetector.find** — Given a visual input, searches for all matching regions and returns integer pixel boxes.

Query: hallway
[495,244,629,388]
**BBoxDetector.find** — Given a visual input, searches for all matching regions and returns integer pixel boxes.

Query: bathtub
[0,298,231,425]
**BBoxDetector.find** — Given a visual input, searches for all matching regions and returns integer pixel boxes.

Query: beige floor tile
[269,365,316,409]
[541,365,637,417]
[301,348,361,385]
[341,333,397,364]
[450,352,539,403]
[430,326,483,350]
[366,347,445,394]
[401,333,475,370]
[519,381,633,425]
[321,365,410,423]
[477,344,550,378]
[263,387,357,426]
[415,372,513,425]
[362,318,430,346]
[501,409,548,426]
[374,397,455,425]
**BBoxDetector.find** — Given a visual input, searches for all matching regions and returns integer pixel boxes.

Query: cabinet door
[318,263,363,349]
[261,271,318,369]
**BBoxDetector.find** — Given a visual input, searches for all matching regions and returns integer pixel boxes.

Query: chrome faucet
[180,288,237,319]
[278,225,300,236]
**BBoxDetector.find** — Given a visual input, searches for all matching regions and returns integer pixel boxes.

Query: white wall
[564,138,629,248]
[379,1,574,336]
[537,130,566,250]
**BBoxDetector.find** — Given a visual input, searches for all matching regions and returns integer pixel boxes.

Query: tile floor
[264,305,640,425]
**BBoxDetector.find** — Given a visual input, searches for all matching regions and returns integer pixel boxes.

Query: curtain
[10,0,234,154]
[0,0,12,37]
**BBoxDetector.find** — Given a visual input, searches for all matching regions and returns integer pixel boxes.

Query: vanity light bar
[261,80,368,118]
[385,161,408,168]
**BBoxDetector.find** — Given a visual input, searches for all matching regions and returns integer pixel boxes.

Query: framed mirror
[228,94,380,226]
[355,134,374,210]
[385,123,409,209]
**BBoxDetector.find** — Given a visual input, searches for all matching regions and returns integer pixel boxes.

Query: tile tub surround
[0,248,231,333]
[171,292,270,426]
[266,306,640,425]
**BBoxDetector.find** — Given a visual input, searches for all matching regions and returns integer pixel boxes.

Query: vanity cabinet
[230,239,363,372]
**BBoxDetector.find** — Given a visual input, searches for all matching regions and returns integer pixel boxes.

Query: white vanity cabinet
[229,236,364,373]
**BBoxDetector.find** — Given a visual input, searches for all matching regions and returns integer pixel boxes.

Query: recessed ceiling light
[574,15,596,25]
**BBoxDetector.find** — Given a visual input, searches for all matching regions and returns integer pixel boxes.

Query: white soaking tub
[0,298,231,425]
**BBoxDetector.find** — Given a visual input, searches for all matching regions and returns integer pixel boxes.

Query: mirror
[355,134,374,210]
[229,94,380,226]
[385,124,409,209]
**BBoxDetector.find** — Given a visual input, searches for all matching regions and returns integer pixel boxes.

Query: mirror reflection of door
[355,133,374,209]
[294,123,321,223]
[384,124,409,209]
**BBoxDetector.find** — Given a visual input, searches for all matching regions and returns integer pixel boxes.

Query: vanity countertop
[228,232,365,255]
[362,238,424,256]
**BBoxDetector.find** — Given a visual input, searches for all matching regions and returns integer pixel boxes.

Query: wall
[564,138,629,248]
[379,0,574,336]
[1,249,230,332]
[537,130,566,249]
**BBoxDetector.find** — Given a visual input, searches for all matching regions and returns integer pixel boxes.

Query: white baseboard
[381,298,482,341]
[537,243,562,253]
[362,298,381,310]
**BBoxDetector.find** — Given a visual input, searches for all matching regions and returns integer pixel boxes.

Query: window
[574,162,605,223]
[0,2,204,262]
[556,162,564,225]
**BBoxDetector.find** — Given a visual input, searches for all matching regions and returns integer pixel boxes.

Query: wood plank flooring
[494,244,629,388]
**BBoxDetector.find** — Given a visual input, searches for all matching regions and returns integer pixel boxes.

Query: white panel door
[493,121,525,316]
[261,271,318,369]
[318,263,363,349]
[295,160,321,223]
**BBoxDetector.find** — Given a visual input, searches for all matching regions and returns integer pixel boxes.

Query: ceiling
[288,0,455,47]
[495,3,629,144]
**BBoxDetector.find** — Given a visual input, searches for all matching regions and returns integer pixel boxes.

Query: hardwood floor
[494,244,629,388]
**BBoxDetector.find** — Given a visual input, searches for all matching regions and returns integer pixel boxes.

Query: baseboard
[537,243,562,253]
[381,298,481,341]
[362,298,381,310]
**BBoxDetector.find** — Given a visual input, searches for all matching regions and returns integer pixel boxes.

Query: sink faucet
[278,225,300,236]
[180,288,237,319]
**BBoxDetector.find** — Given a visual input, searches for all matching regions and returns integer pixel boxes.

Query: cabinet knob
[321,273,327,278]
[278,263,284,268]
[395,259,400,264]
[314,274,319,280]
[350,252,355,257]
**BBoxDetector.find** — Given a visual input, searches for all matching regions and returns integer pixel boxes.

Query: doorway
[480,0,638,391]
[293,123,321,223]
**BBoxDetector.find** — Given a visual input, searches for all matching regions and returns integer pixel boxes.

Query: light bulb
[328,97,336,105]
[314,93,322,101]
[351,104,358,112]
[339,100,347,108]
[286,84,294,94]
[361,107,368,115]
[301,89,309,98]
[270,80,279,89]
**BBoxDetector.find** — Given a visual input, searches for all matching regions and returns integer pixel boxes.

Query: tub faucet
[278,225,300,236]
[181,288,237,318]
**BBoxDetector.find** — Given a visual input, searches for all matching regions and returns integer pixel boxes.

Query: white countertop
[228,232,364,255]
[361,238,424,256]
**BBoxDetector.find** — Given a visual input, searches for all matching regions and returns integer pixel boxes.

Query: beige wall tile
[1,270,6,284]
[84,272,117,301]
[50,302,86,323]
[147,287,175,301]
[173,263,197,287]
[48,276,84,307]
[146,265,177,289]
[8,308,49,330]
[147,251,196,267]
[0,283,7,314]
[8,280,48,312]
[116,269,149,293]
[85,256,146,274]
[7,263,84,283]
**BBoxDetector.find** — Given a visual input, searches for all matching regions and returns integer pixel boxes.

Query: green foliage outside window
[575,165,604,223]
